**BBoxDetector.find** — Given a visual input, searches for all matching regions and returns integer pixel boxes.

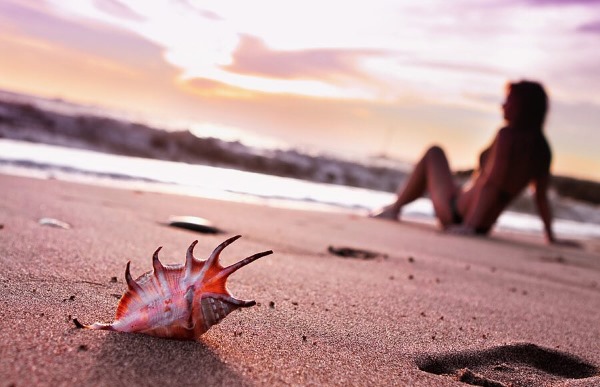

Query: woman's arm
[532,173,556,244]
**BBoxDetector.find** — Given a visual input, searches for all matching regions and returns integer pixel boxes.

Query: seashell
[74,235,272,340]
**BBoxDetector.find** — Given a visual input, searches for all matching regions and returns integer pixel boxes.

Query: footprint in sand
[416,343,598,387]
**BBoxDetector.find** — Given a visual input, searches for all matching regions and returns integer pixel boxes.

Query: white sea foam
[1,139,599,240]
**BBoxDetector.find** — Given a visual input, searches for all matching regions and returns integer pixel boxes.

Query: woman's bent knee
[425,145,447,160]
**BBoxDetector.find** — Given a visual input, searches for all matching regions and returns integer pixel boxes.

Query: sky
[1,0,600,180]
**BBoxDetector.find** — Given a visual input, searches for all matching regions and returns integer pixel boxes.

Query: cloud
[92,0,144,22]
[578,20,600,33]
[526,0,600,5]
[196,9,222,21]
[182,77,255,99]
[0,0,164,70]
[222,34,387,82]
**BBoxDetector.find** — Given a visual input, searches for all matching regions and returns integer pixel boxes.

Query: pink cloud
[578,20,600,33]
[185,78,224,90]
[222,34,387,81]
[526,0,600,5]
[93,0,145,22]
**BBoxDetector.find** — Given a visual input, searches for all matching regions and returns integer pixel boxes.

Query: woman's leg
[371,146,458,225]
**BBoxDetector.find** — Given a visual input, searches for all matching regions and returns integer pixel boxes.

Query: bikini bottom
[450,196,463,225]
[450,190,512,234]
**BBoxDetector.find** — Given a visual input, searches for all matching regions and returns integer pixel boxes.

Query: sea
[1,88,599,240]
[2,138,600,240]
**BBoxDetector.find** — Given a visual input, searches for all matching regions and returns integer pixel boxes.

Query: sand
[0,173,599,387]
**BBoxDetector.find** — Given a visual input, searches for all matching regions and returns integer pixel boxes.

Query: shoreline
[2,139,600,241]
[1,173,599,386]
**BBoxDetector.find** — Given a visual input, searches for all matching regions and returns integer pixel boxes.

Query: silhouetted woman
[371,80,560,244]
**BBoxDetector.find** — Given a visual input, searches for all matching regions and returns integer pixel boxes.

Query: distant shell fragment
[39,217,71,229]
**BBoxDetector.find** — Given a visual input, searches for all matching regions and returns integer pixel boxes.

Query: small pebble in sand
[269,301,275,309]
[328,246,381,260]
[302,335,307,342]
[493,363,511,371]
[111,294,121,299]
[0,224,4,230]
[292,301,298,306]
[408,274,414,280]
[110,277,118,283]
[456,368,504,387]
[420,312,426,317]
[389,275,395,280]
[408,256,415,263]
[78,344,89,351]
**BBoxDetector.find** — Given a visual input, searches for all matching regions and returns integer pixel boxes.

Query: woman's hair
[508,80,548,129]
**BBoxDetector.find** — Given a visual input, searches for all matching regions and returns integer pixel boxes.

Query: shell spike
[205,234,242,268]
[223,250,273,277]
[125,261,142,293]
[203,293,257,308]
[208,250,273,286]
[73,318,115,331]
[152,246,165,274]
[185,240,198,278]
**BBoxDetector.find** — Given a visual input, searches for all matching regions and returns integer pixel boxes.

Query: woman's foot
[368,205,400,221]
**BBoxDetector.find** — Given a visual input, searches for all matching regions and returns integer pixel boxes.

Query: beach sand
[1,173,599,386]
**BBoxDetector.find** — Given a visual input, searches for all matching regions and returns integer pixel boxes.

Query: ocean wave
[1,89,599,228]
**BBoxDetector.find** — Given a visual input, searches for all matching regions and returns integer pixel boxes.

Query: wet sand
[1,173,599,386]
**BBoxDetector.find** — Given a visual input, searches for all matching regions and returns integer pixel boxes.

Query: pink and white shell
[74,235,272,340]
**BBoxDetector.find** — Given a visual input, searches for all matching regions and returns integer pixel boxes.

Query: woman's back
[461,126,552,233]
[493,126,551,197]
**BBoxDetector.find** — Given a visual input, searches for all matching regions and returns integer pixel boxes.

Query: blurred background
[1,0,599,237]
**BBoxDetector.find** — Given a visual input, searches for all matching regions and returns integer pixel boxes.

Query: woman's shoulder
[497,125,549,143]
[493,126,519,146]
[497,125,520,137]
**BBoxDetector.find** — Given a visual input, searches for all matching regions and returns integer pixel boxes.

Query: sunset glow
[1,0,600,180]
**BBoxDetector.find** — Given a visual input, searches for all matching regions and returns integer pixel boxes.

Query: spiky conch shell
[74,235,273,340]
